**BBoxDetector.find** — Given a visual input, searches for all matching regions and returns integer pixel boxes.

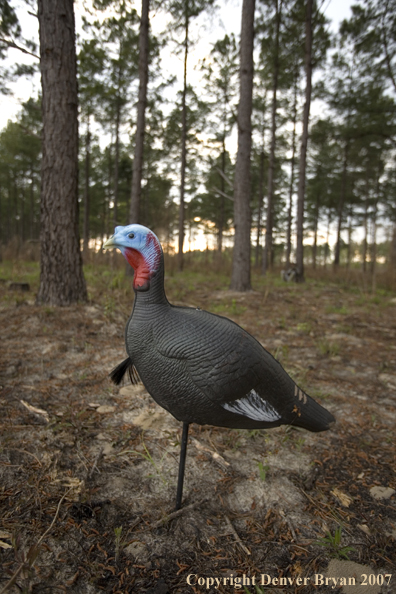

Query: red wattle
[124,248,151,290]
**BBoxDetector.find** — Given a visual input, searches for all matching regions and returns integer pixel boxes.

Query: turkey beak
[103,236,117,250]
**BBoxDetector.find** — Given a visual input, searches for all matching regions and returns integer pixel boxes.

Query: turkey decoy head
[103,224,162,291]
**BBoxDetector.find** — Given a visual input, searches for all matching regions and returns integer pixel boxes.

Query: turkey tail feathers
[109,357,141,386]
[128,363,141,385]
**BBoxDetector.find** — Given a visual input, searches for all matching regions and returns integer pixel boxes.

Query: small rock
[96,405,116,414]
[84,305,100,316]
[124,541,148,562]
[369,486,395,500]
[378,373,396,389]
[357,524,371,536]
[102,442,114,456]
[326,559,380,594]
[96,432,110,440]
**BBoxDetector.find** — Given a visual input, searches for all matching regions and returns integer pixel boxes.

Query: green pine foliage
[1,0,395,279]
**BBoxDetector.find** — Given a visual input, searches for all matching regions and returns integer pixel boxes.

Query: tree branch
[212,187,234,202]
[0,37,39,59]
[215,167,233,188]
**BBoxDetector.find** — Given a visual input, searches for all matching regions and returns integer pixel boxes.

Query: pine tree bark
[312,194,319,268]
[255,147,265,267]
[295,0,314,283]
[286,69,298,269]
[347,215,352,270]
[230,0,255,291]
[362,197,368,272]
[263,0,281,275]
[371,172,380,291]
[83,113,91,257]
[114,93,121,225]
[178,2,189,272]
[333,141,349,268]
[218,141,226,255]
[29,168,35,240]
[36,0,87,305]
[130,0,150,225]
[324,210,331,268]
[390,224,396,270]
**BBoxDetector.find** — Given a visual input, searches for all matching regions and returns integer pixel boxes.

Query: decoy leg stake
[175,422,189,510]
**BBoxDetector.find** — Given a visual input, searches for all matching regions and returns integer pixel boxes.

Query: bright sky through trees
[1,0,353,130]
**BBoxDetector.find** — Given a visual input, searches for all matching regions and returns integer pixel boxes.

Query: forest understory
[0,259,395,594]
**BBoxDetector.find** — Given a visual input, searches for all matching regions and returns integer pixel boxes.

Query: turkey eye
[128,233,135,239]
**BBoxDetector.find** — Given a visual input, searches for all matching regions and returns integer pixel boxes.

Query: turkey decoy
[103,224,335,510]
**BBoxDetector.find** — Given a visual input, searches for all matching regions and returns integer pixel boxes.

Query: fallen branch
[151,498,209,529]
[192,438,230,470]
[20,400,49,423]
[224,516,251,555]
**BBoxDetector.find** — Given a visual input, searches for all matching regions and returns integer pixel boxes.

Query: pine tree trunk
[295,0,313,283]
[107,144,113,238]
[21,183,25,243]
[286,69,298,269]
[29,167,35,240]
[312,195,319,269]
[230,0,255,291]
[347,215,352,270]
[83,113,91,257]
[36,0,87,305]
[390,224,396,270]
[263,0,281,275]
[114,98,121,225]
[13,174,18,242]
[371,173,380,291]
[255,148,265,267]
[362,197,368,272]
[334,141,349,268]
[6,176,11,243]
[218,141,226,255]
[130,0,150,224]
[371,204,377,291]
[178,3,189,273]
[324,210,331,268]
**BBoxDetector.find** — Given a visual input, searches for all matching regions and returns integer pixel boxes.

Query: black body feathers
[109,231,335,434]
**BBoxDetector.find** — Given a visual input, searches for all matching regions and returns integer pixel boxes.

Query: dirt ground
[0,264,395,594]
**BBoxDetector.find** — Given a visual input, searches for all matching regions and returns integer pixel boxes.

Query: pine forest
[0,0,395,292]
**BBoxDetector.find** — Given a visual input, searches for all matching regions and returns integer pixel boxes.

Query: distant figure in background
[281,267,297,282]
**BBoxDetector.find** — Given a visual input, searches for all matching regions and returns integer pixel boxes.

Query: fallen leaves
[20,399,49,423]
[331,488,353,508]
